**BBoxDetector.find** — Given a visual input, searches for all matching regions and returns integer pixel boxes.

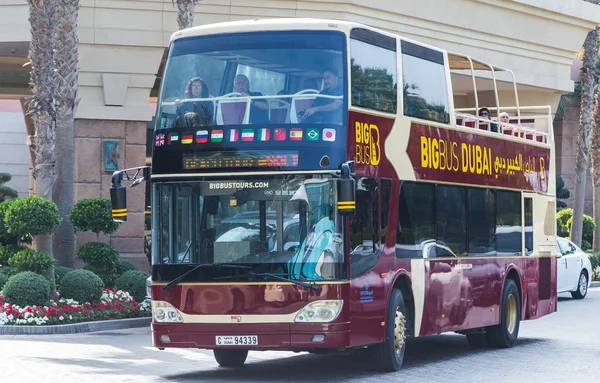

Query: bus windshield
[156,30,347,129]
[154,178,346,282]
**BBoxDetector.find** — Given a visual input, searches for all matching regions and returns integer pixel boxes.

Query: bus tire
[213,349,248,367]
[486,278,520,348]
[373,288,407,372]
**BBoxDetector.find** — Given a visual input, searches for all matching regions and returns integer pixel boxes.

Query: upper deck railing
[453,105,553,145]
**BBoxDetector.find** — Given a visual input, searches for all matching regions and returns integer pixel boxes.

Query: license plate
[215,335,258,346]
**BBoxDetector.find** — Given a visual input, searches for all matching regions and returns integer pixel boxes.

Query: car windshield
[153,177,346,281]
[156,30,347,129]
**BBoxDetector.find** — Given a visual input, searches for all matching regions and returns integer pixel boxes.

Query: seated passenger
[233,74,269,124]
[478,107,498,133]
[499,112,510,124]
[174,77,214,126]
[300,68,343,124]
[302,78,319,90]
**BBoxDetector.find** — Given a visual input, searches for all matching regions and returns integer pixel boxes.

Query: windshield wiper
[214,271,321,291]
[163,264,252,291]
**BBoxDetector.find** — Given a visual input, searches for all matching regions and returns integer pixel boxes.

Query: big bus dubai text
[110,18,557,371]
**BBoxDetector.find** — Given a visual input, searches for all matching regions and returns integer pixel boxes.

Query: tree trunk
[572,26,599,247]
[175,0,198,30]
[53,0,79,267]
[26,0,58,292]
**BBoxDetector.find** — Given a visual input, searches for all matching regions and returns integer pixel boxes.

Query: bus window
[350,177,380,277]
[156,30,347,129]
[436,185,466,257]
[350,30,397,113]
[396,181,435,259]
[380,179,393,245]
[401,40,450,124]
[524,198,533,255]
[496,190,522,256]
[468,188,496,256]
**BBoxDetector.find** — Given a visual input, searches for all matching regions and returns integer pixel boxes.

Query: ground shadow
[161,335,548,382]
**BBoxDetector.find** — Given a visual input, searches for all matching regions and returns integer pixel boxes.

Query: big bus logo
[355,122,380,166]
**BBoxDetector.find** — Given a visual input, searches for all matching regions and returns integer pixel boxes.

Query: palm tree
[174,0,199,30]
[52,0,79,267]
[571,25,599,247]
[25,0,58,258]
[591,88,600,251]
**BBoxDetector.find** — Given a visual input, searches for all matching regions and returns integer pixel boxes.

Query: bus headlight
[294,300,343,323]
[152,301,183,323]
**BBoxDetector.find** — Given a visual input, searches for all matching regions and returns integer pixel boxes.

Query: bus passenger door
[422,243,462,334]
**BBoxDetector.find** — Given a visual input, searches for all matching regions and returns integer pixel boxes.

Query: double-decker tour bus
[110,18,557,372]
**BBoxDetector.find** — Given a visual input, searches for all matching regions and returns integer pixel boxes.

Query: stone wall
[74,119,149,272]
[554,100,593,216]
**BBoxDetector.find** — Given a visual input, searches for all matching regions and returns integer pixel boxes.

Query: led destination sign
[183,150,299,170]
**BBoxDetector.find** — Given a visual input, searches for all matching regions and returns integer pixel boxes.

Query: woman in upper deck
[173,77,214,127]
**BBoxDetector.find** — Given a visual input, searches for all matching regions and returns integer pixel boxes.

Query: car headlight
[294,300,343,323]
[152,301,183,323]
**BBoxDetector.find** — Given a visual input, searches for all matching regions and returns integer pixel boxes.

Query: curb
[0,317,151,335]
[591,281,600,288]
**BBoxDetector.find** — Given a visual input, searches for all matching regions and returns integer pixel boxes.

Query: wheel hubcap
[506,294,517,334]
[394,307,406,354]
[579,274,587,295]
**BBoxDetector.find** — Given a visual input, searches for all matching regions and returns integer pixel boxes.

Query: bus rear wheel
[486,278,520,348]
[213,349,248,367]
[371,288,407,372]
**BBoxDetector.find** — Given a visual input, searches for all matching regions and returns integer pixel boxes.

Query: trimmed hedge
[115,258,137,276]
[2,271,51,307]
[54,265,74,287]
[7,248,55,275]
[59,269,104,304]
[0,270,7,291]
[76,242,119,266]
[115,270,150,302]
[83,264,117,288]
[0,245,26,267]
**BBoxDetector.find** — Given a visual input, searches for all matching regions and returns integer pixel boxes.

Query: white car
[556,237,593,299]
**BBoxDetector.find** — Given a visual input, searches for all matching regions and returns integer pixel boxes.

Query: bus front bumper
[151,322,352,351]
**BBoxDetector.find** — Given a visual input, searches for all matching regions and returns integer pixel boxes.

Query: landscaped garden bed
[0,288,150,326]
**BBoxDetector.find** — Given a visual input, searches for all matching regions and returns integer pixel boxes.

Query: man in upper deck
[301,68,343,124]
[233,74,269,124]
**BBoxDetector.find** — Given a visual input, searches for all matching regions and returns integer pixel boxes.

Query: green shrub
[115,257,137,276]
[4,196,61,238]
[59,269,104,304]
[68,197,119,236]
[0,271,8,291]
[567,214,596,247]
[590,252,600,270]
[83,263,117,288]
[115,270,150,302]
[557,208,573,226]
[7,248,55,275]
[76,242,119,266]
[2,271,50,307]
[582,240,592,252]
[0,245,25,267]
[54,265,74,287]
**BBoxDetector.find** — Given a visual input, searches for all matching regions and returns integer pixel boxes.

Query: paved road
[2,288,599,383]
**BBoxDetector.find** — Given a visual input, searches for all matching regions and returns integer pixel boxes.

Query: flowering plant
[593,266,600,282]
[0,288,151,326]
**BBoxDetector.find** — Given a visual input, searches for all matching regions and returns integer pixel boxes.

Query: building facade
[1,0,599,267]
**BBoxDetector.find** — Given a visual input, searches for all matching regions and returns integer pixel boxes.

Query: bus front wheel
[372,288,407,372]
[213,349,248,367]
[486,278,520,348]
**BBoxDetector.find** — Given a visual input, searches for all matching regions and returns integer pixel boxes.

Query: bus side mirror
[110,171,127,222]
[337,163,355,216]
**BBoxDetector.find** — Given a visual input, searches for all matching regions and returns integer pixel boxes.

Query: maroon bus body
[151,110,556,351]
